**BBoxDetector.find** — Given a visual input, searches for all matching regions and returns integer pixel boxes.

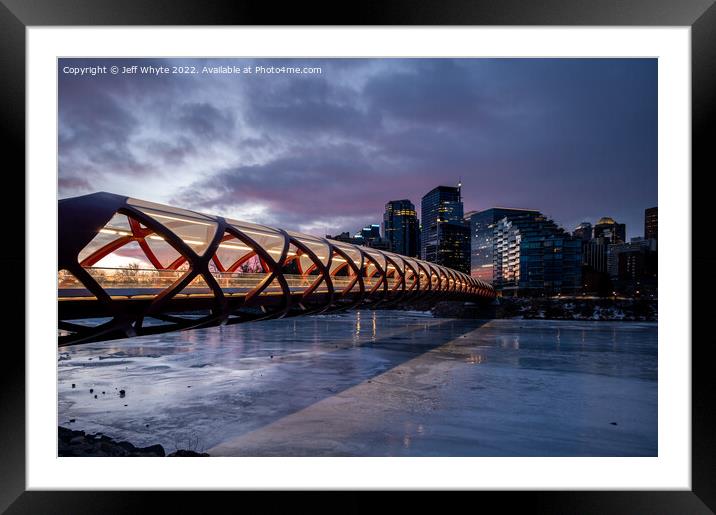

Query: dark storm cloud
[58,57,657,238]
[170,102,235,142]
[58,175,93,192]
[59,63,152,190]
[59,79,137,152]
[362,60,497,128]
[139,136,198,166]
[242,72,381,140]
[172,143,387,218]
[57,58,226,195]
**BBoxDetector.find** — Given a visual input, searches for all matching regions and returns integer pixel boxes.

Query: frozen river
[58,311,657,456]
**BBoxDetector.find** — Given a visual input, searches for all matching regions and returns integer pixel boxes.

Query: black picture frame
[1,1,713,512]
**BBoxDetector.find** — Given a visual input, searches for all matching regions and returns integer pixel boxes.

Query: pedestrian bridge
[58,192,495,345]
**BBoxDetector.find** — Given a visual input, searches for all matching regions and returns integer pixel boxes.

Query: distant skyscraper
[421,185,461,257]
[573,222,593,241]
[347,224,390,249]
[436,222,471,274]
[608,238,657,279]
[328,224,388,249]
[594,217,626,244]
[355,224,381,242]
[645,207,658,240]
[326,231,353,243]
[421,184,470,273]
[608,237,657,295]
[468,208,539,282]
[493,212,582,295]
[583,238,609,273]
[383,199,420,258]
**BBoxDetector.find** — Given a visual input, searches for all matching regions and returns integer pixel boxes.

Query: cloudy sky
[58,58,657,239]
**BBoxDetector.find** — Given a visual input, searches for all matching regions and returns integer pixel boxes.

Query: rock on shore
[58,426,209,457]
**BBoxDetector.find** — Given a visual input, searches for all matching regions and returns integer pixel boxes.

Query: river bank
[58,426,208,456]
[431,297,657,321]
[496,297,656,321]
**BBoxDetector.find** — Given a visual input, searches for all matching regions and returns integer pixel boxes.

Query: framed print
[2,0,714,512]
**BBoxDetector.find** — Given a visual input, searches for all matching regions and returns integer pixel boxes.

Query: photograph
[56,56,659,458]
[0,0,704,515]
[0,0,707,508]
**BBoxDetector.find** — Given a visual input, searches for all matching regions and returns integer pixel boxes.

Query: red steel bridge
[58,192,496,346]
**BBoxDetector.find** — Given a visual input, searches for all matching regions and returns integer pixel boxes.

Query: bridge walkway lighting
[58,192,495,345]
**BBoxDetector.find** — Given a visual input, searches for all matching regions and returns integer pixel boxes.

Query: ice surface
[58,311,657,456]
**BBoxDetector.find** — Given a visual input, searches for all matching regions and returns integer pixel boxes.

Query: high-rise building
[326,231,353,243]
[580,234,612,295]
[493,212,582,295]
[608,237,657,279]
[421,184,470,273]
[383,199,420,258]
[573,222,593,241]
[355,224,381,243]
[594,217,626,244]
[435,221,471,274]
[583,237,609,273]
[645,206,658,240]
[328,224,390,250]
[467,208,539,282]
[609,237,657,295]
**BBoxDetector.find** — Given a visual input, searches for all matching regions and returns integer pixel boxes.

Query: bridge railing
[59,267,402,299]
[58,192,495,345]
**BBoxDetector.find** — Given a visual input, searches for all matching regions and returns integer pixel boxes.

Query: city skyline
[55,55,661,466]
[59,57,657,240]
[335,188,655,244]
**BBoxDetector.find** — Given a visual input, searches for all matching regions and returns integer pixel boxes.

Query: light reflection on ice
[58,311,657,456]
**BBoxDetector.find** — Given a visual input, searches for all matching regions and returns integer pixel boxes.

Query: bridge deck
[58,192,495,344]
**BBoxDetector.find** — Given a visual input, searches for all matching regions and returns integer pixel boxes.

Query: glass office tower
[468,208,539,282]
[644,207,658,241]
[383,199,420,258]
[421,184,470,273]
[493,212,582,295]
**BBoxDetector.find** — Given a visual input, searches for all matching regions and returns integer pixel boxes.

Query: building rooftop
[596,217,616,225]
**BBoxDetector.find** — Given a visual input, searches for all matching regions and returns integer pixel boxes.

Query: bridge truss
[58,192,495,346]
